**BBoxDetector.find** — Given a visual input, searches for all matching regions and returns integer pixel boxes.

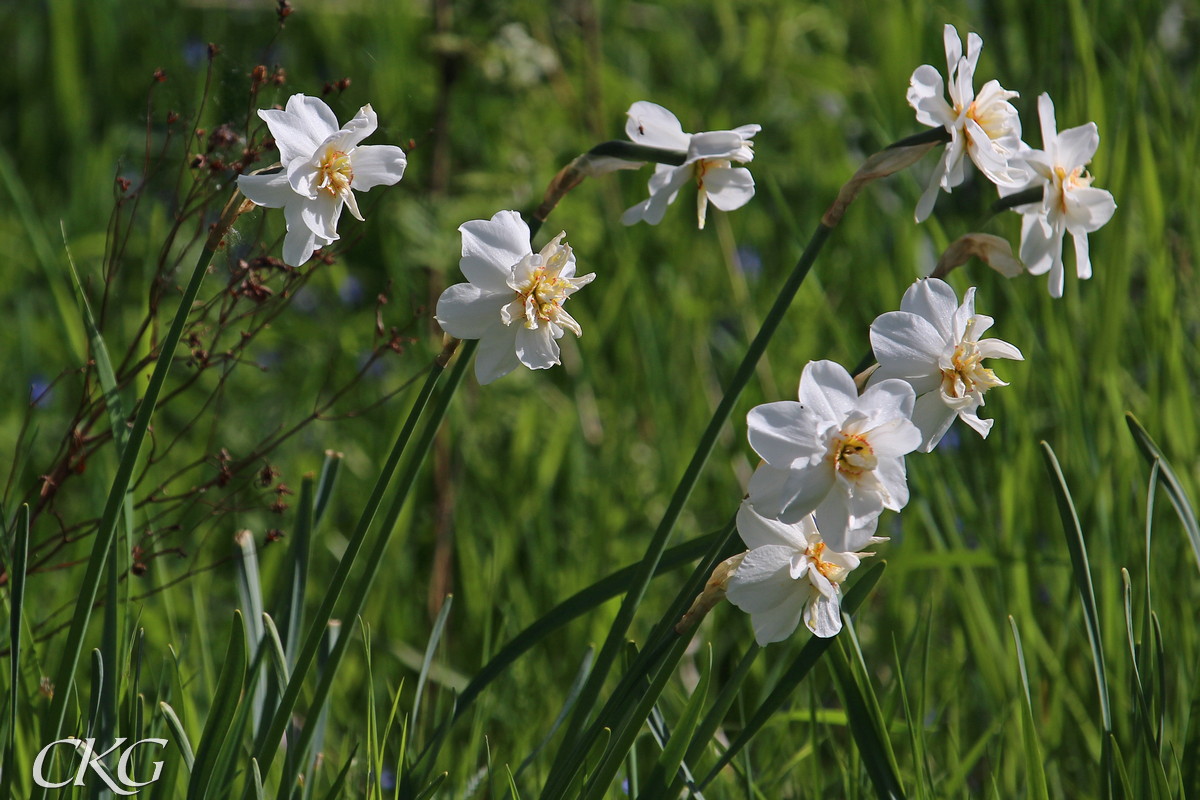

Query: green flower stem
[35,196,243,787]
[540,220,834,799]
[281,339,476,783]
[250,336,466,778]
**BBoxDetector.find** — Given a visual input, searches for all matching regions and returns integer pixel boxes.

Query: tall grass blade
[159,702,196,771]
[187,610,248,800]
[830,638,906,800]
[412,595,453,738]
[1008,618,1050,800]
[1126,413,1200,575]
[318,744,358,800]
[1,505,29,800]
[276,477,314,670]
[236,531,267,740]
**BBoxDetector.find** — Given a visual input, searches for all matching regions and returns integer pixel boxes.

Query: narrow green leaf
[236,530,268,741]
[1127,413,1200,575]
[413,772,448,800]
[249,758,264,800]
[1040,443,1112,732]
[513,649,594,782]
[1,505,29,800]
[1008,618,1050,800]
[505,765,522,800]
[413,596,453,737]
[276,477,314,671]
[651,643,711,791]
[261,613,291,689]
[683,643,759,769]
[188,610,248,800]
[830,639,906,800]
[313,451,343,526]
[319,744,358,800]
[159,702,196,771]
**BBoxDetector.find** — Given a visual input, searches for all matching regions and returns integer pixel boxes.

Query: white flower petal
[1073,232,1093,280]
[473,324,521,384]
[350,145,408,191]
[260,94,340,165]
[869,311,945,387]
[328,104,378,152]
[911,390,958,452]
[622,164,692,225]
[976,338,1024,361]
[873,456,910,511]
[746,401,822,467]
[797,360,859,425]
[900,278,960,341]
[858,378,917,426]
[747,463,835,525]
[804,590,843,638]
[435,284,507,339]
[702,167,756,211]
[1055,122,1100,169]
[237,172,293,208]
[907,65,956,129]
[736,500,815,551]
[299,192,343,242]
[624,101,691,152]
[282,200,333,267]
[515,324,562,370]
[459,211,531,292]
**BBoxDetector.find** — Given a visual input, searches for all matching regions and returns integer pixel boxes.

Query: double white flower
[870,279,1023,452]
[907,24,1025,221]
[726,502,883,642]
[435,211,595,385]
[620,101,760,229]
[746,360,922,553]
[1003,94,1117,297]
[238,94,408,267]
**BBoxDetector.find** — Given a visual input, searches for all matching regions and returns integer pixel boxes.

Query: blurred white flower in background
[238,94,408,266]
[726,501,884,642]
[620,101,760,229]
[1002,93,1117,297]
[745,360,921,552]
[907,24,1025,221]
[435,210,595,384]
[481,23,560,88]
[870,278,1023,451]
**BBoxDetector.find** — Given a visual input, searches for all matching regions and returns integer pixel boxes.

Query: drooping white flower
[907,24,1025,222]
[746,360,922,552]
[726,501,883,642]
[620,101,760,229]
[238,94,408,266]
[870,278,1023,452]
[435,210,595,384]
[1002,93,1117,297]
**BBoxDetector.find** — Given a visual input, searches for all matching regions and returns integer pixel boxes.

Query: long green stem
[250,338,463,779]
[35,203,236,792]
[539,220,834,799]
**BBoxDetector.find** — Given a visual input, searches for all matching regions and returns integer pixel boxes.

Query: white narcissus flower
[238,94,408,267]
[620,101,760,229]
[1003,93,1117,297]
[435,210,595,385]
[746,360,922,552]
[907,24,1025,222]
[726,501,883,642]
[870,278,1023,452]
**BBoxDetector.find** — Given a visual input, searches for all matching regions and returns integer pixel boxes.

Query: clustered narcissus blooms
[238,94,408,267]
[435,210,595,385]
[620,101,760,229]
[727,278,1022,642]
[907,25,1116,296]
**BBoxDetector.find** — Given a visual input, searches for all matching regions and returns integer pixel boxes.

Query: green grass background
[2,0,1199,796]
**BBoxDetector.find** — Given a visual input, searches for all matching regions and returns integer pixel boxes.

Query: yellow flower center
[1053,165,1093,212]
[316,148,354,197]
[965,100,1007,141]
[941,320,1004,399]
[515,270,574,328]
[805,540,849,582]
[830,432,877,479]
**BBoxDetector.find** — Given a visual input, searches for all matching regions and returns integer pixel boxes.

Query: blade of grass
[1126,413,1200,575]
[1008,617,1050,800]
[1040,442,1113,798]
[1,505,29,800]
[187,610,248,800]
[829,637,906,800]
[158,702,196,772]
[413,595,454,739]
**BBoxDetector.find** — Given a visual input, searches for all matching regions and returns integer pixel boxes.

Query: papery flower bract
[907,24,1025,222]
[1002,93,1117,297]
[435,210,595,384]
[726,501,882,642]
[746,360,922,552]
[238,94,408,267]
[620,101,760,229]
[870,278,1023,452]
